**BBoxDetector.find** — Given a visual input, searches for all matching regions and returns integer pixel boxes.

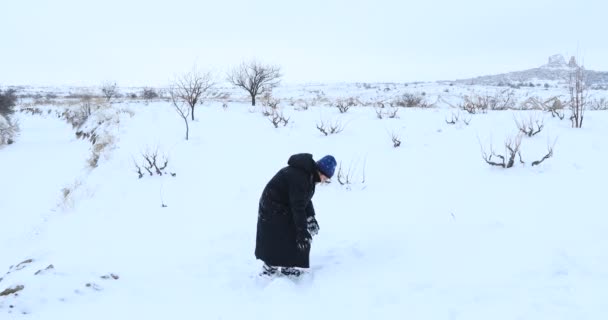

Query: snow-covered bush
[0,115,19,146]
[73,105,128,168]
[0,88,17,117]
[460,89,516,113]
[392,92,432,108]
[59,97,103,129]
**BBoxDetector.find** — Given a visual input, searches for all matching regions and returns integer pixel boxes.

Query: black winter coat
[255,153,320,268]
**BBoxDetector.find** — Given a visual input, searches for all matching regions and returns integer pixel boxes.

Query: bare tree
[227,60,282,106]
[101,81,119,102]
[171,67,215,121]
[568,63,587,128]
[169,87,191,140]
[141,87,159,100]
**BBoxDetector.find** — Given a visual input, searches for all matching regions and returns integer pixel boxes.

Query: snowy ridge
[454,54,608,86]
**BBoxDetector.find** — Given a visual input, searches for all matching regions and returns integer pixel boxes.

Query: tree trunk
[251,94,256,106]
[184,117,189,140]
[191,106,195,121]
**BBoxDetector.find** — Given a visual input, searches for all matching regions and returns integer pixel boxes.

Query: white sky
[1,0,605,87]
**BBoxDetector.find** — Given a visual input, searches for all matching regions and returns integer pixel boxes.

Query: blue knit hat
[316,155,337,179]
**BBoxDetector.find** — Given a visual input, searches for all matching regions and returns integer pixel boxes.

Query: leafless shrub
[261,92,280,110]
[226,59,282,106]
[531,141,556,166]
[336,158,367,189]
[141,87,159,100]
[375,107,384,119]
[480,134,524,168]
[589,97,608,110]
[261,107,273,117]
[335,100,351,113]
[316,120,344,136]
[461,95,489,114]
[391,132,401,147]
[445,111,471,125]
[267,110,290,128]
[134,149,172,178]
[334,98,357,113]
[514,114,544,137]
[479,134,555,169]
[461,89,516,113]
[375,105,399,119]
[392,93,431,108]
[80,97,94,117]
[490,89,516,110]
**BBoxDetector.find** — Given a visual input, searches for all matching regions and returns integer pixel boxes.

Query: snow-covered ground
[2,83,608,319]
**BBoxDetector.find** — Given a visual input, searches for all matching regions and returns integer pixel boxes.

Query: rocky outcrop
[454,54,608,86]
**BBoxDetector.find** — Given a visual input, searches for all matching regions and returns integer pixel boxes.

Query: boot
[260,263,278,277]
[280,267,302,277]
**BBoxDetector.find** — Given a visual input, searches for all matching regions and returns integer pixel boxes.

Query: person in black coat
[255,153,337,277]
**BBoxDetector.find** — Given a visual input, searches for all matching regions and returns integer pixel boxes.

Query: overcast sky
[1,0,605,87]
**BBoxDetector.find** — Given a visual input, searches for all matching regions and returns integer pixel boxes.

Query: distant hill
[453,54,608,87]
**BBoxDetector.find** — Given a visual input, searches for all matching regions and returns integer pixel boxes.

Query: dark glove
[296,232,312,251]
[307,216,319,236]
